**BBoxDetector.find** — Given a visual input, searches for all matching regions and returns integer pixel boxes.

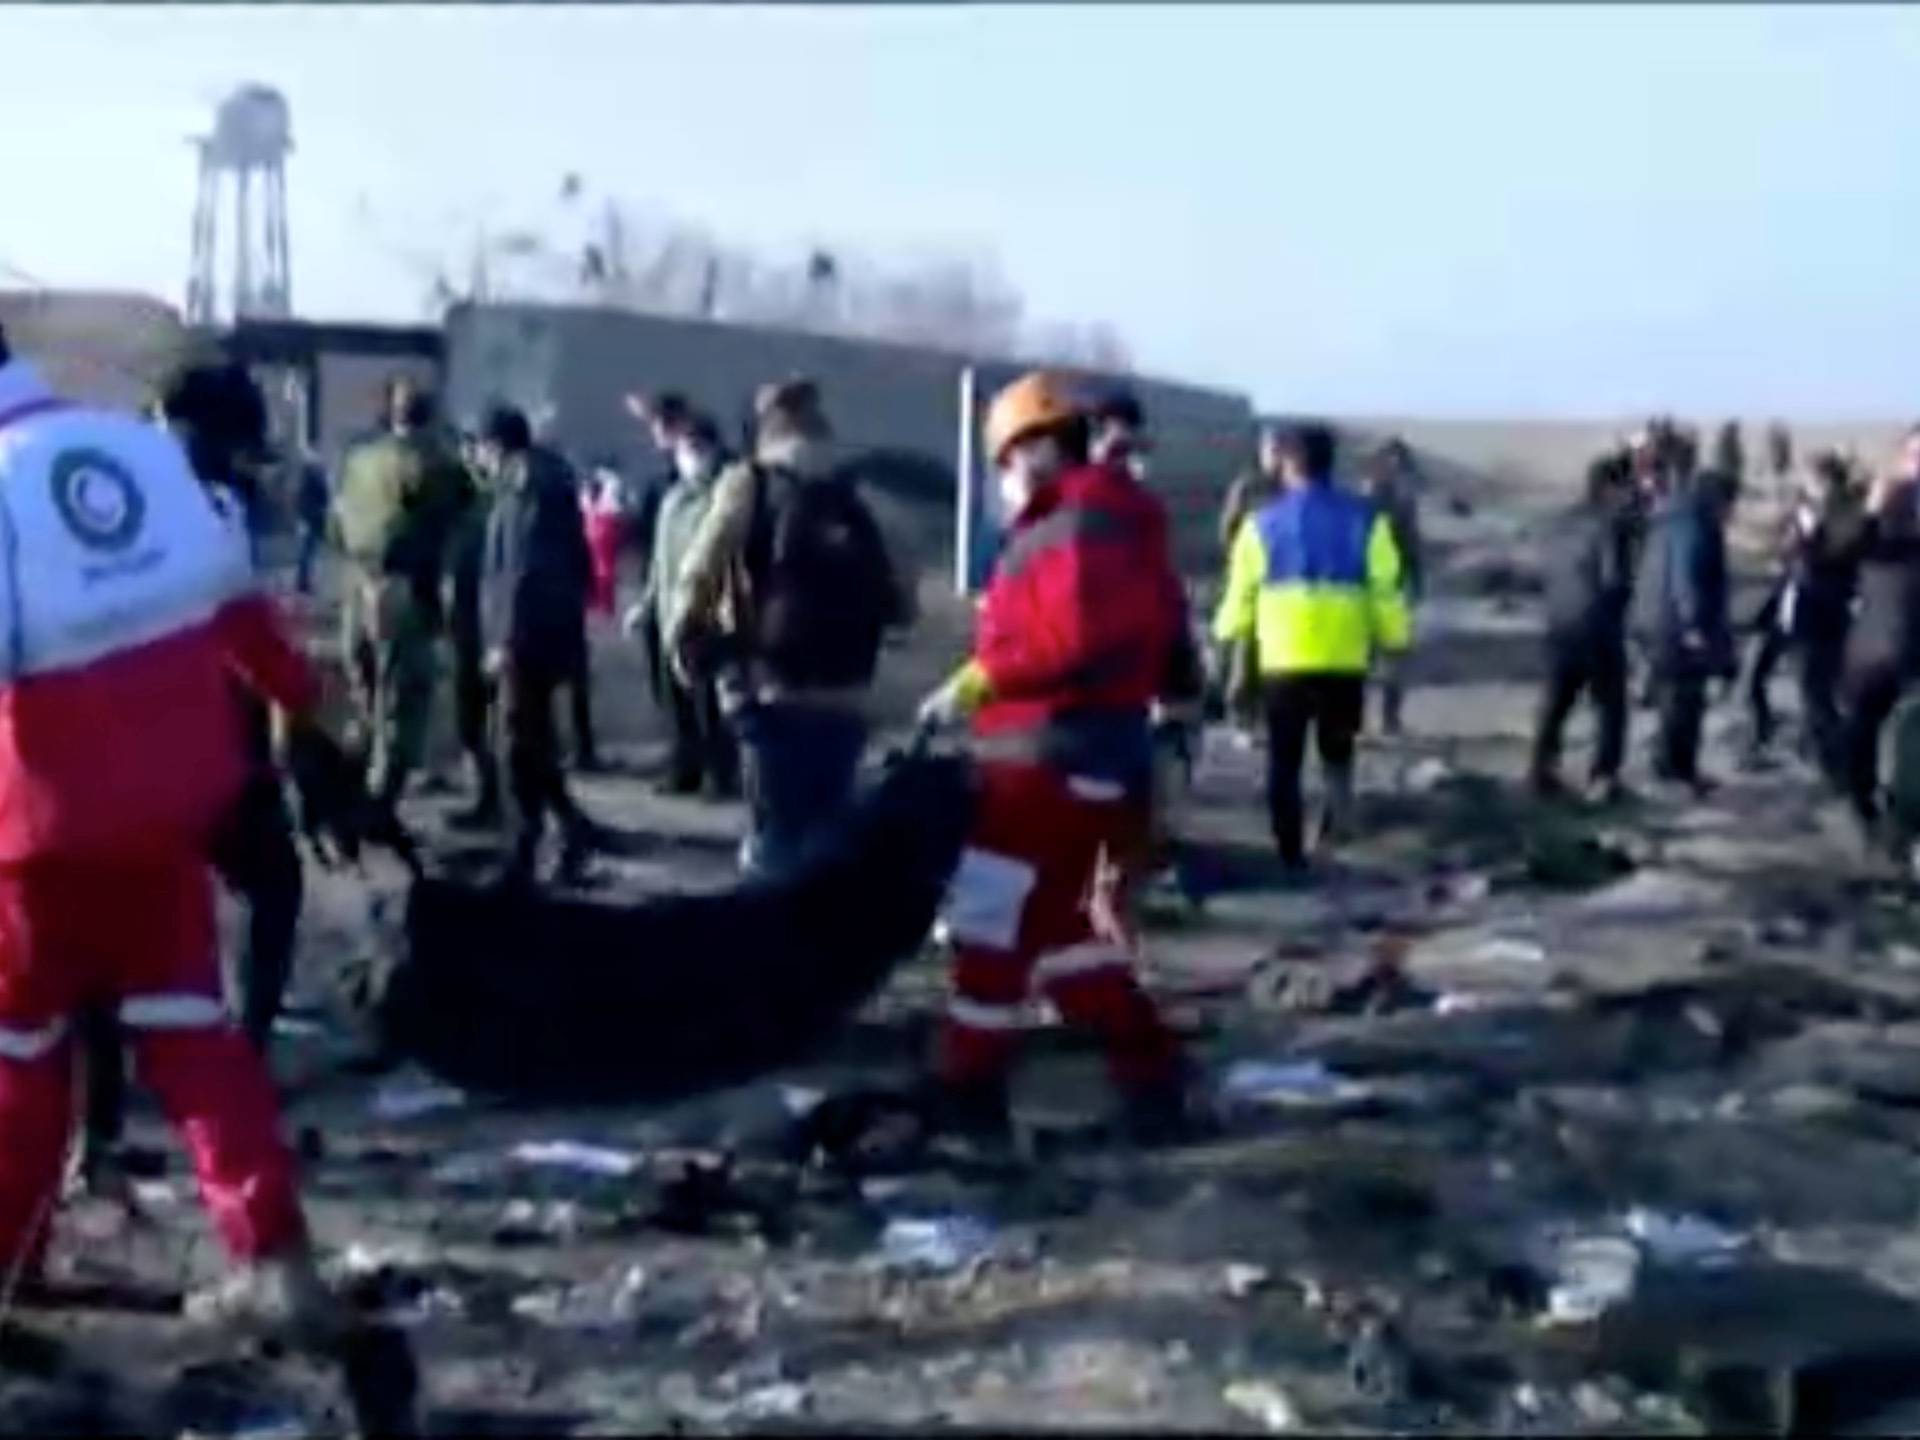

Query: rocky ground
[12,497,1920,1437]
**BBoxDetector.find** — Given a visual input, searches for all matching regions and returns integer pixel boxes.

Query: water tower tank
[213,85,292,167]
[187,84,294,324]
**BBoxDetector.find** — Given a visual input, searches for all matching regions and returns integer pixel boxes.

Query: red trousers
[0,851,306,1273]
[585,511,624,618]
[937,762,1180,1094]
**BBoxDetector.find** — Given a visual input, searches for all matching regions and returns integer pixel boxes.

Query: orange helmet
[985,371,1083,466]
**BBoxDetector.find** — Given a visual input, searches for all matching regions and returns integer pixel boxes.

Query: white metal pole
[955,364,978,597]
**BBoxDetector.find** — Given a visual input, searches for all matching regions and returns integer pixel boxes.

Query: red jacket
[971,461,1184,763]
[0,364,319,863]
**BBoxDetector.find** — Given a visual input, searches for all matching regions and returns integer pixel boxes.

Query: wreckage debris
[878,1215,1000,1274]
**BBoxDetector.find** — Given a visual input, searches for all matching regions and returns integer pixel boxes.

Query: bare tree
[413,182,1128,367]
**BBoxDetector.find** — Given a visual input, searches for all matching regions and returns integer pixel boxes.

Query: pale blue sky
[2,3,1916,418]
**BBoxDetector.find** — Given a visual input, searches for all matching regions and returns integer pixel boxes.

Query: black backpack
[746,464,902,689]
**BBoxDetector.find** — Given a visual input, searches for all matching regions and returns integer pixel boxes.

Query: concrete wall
[312,351,441,462]
[444,302,969,479]
[442,302,1256,579]
[0,289,195,411]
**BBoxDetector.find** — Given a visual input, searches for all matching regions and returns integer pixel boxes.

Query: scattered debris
[1218,1059,1367,1109]
[1224,1379,1301,1432]
[1525,831,1638,890]
[732,1382,809,1420]
[491,1198,583,1247]
[880,1215,998,1273]
[1222,1263,1270,1299]
[1428,871,1494,908]
[779,1085,826,1116]
[1434,991,1507,1015]
[430,1152,503,1188]
[54,576,1920,1433]
[1345,1315,1416,1405]
[509,1140,641,1178]
[1472,936,1548,967]
[1624,1208,1747,1267]
[1248,945,1433,1018]
[509,1265,648,1329]
[1541,1235,1642,1327]
[221,1411,308,1440]
[370,1071,467,1121]
[782,1087,930,1174]
[650,1155,793,1241]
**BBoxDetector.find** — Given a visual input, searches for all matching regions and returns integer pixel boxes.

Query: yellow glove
[917,661,993,732]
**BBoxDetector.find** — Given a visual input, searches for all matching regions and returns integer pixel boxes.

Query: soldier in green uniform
[330,374,472,814]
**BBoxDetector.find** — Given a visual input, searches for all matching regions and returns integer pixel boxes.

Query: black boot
[1382,685,1405,739]
[1318,767,1357,850]
[493,830,540,892]
[449,758,503,832]
[554,825,597,889]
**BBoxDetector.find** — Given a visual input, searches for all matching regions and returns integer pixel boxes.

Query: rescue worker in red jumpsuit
[918,372,1201,1147]
[0,331,355,1337]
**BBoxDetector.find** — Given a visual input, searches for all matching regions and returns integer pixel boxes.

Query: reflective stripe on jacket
[970,462,1182,787]
[0,361,318,861]
[1211,483,1409,675]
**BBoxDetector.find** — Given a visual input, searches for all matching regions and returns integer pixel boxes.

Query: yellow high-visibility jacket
[1211,483,1410,675]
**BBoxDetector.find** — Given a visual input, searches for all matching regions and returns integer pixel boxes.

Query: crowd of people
[1530,416,1920,861]
[1210,409,1920,873]
[6,310,1920,1356]
[316,374,918,887]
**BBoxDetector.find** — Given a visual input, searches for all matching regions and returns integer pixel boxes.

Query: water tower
[186,85,294,325]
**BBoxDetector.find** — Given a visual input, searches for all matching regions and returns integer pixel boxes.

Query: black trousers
[1531,632,1628,785]
[566,648,599,768]
[1652,662,1710,783]
[1264,674,1364,866]
[453,625,496,786]
[1842,659,1906,823]
[1746,622,1790,750]
[639,607,667,709]
[665,666,739,795]
[81,771,303,1156]
[503,656,587,859]
[1748,623,1846,766]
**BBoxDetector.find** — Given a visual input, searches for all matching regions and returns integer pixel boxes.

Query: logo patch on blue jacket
[50,448,147,555]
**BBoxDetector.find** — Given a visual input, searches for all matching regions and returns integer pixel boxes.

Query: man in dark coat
[1531,454,1635,800]
[476,405,598,887]
[1838,428,1920,844]
[1742,451,1862,771]
[1630,464,1736,793]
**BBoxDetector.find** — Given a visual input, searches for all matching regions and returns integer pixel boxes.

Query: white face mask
[996,463,1035,520]
[996,435,1061,519]
[676,446,715,483]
